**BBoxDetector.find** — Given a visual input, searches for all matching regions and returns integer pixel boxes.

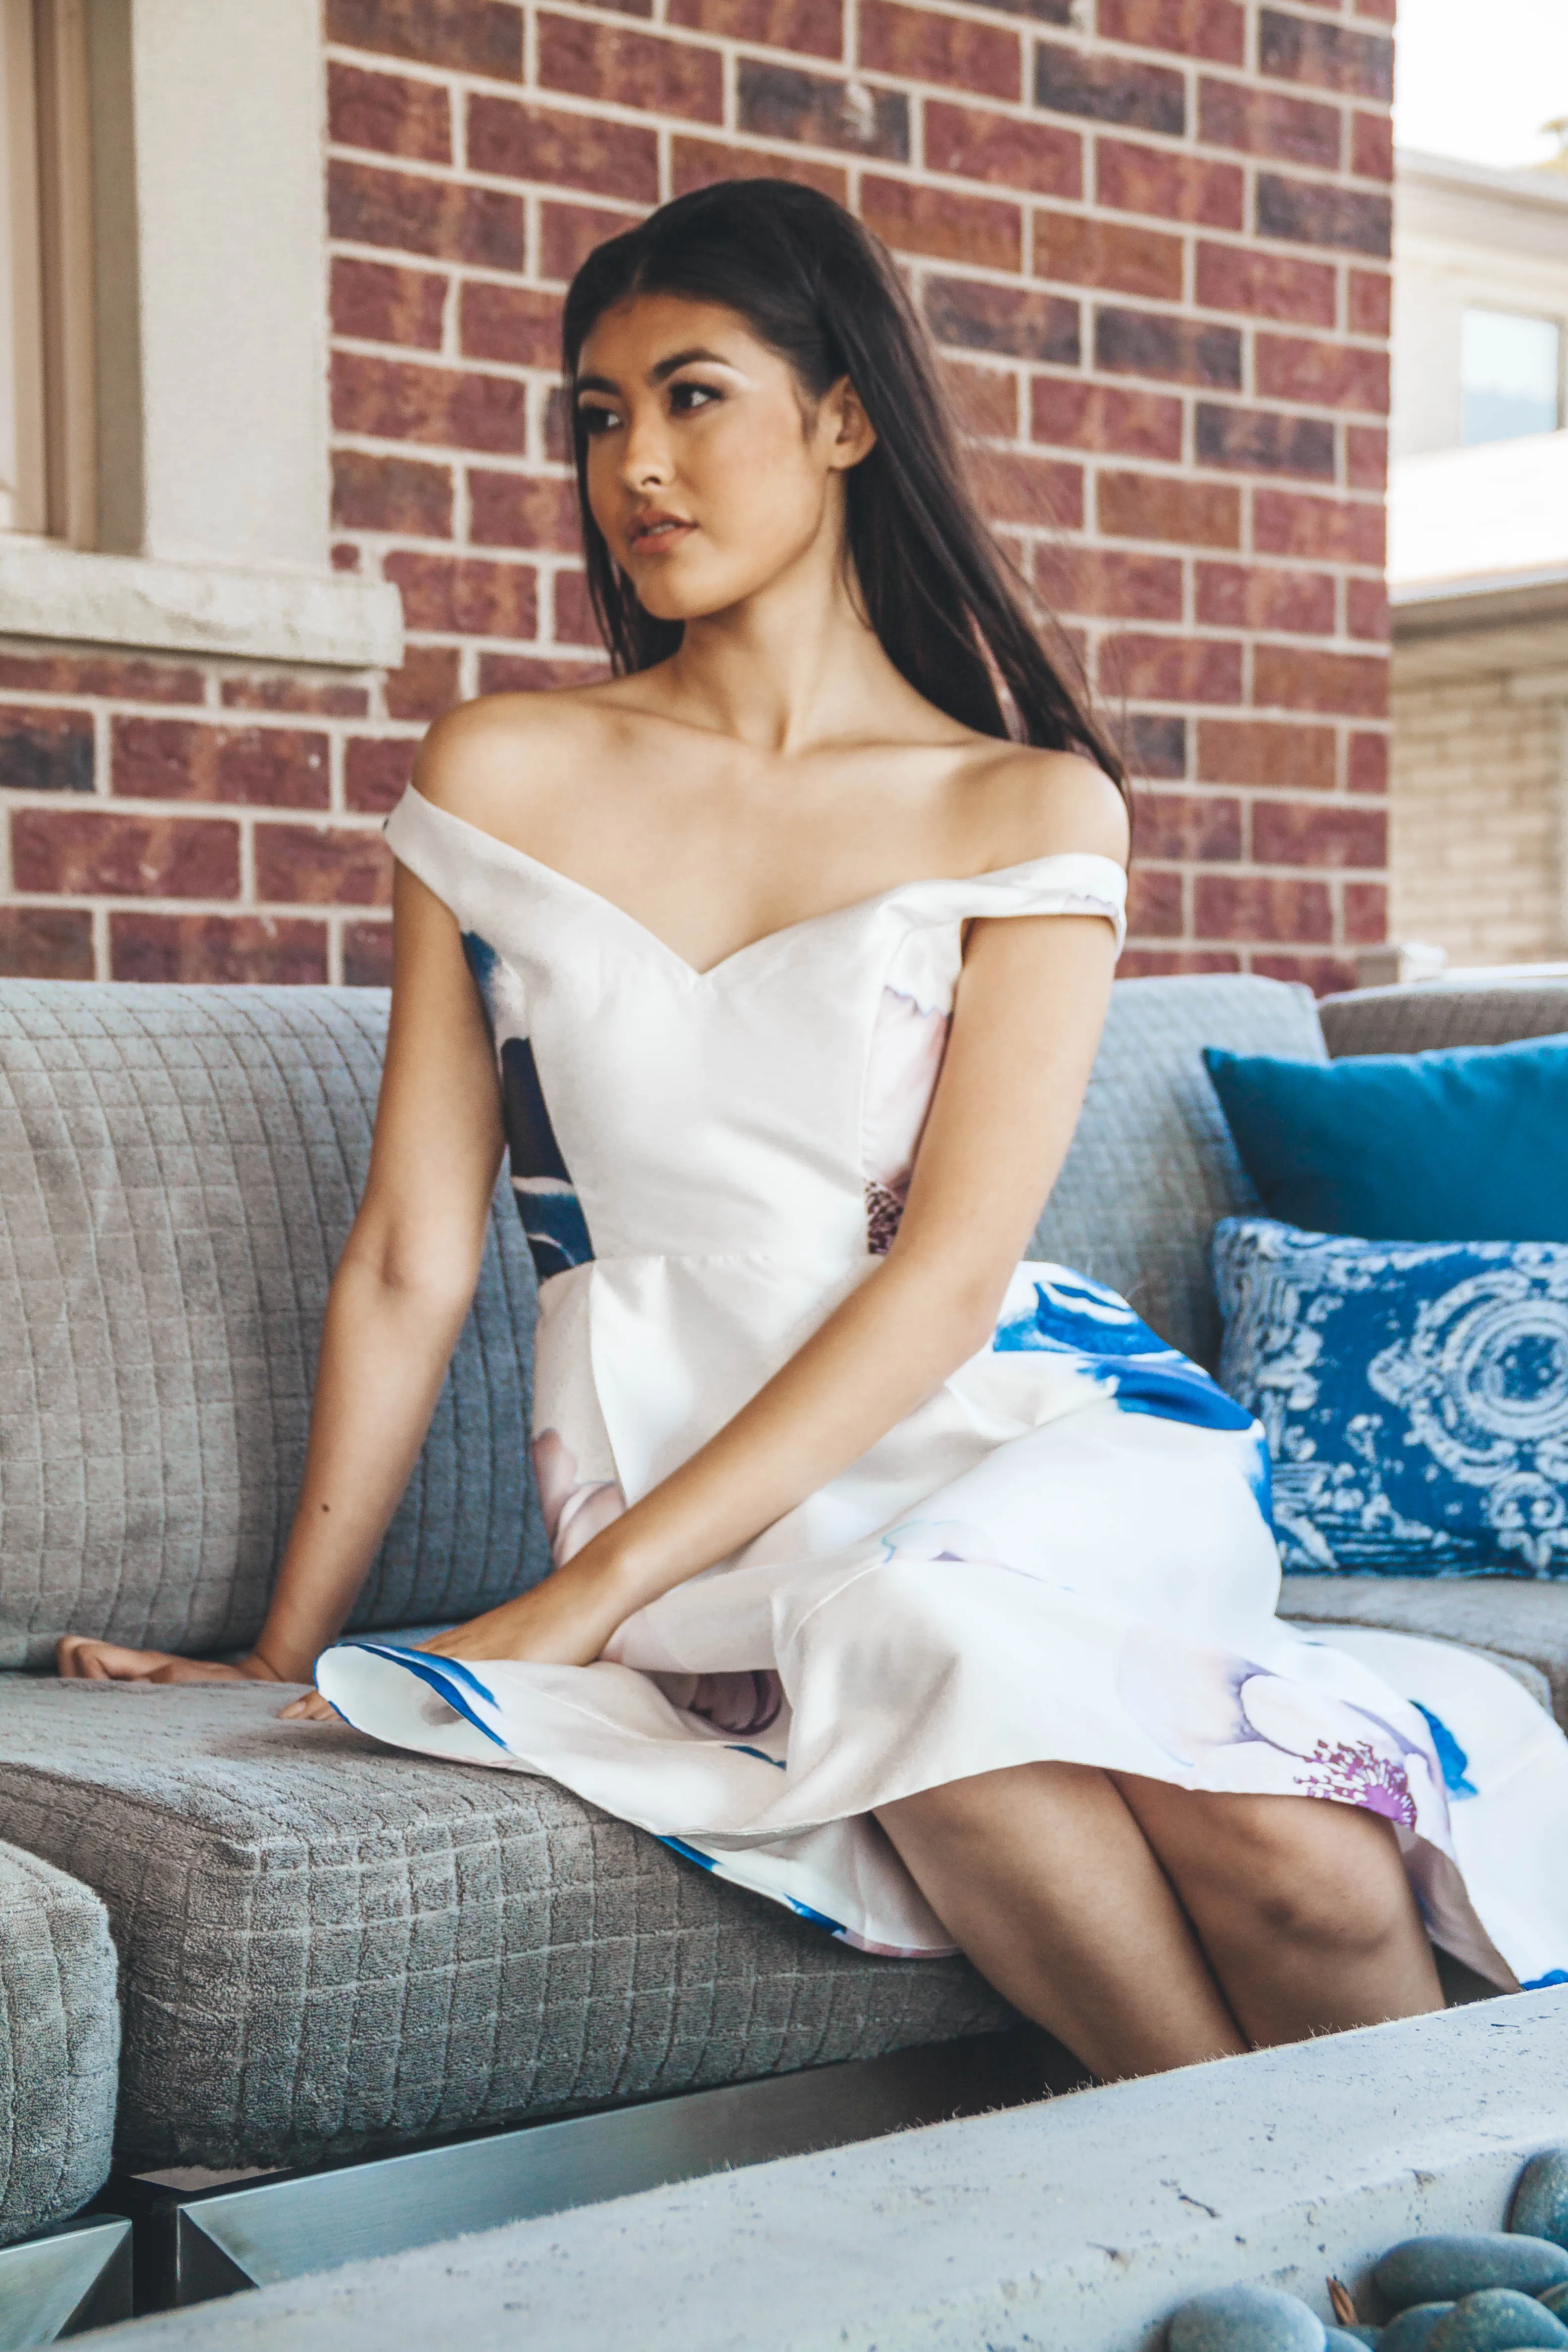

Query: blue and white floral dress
[318,787,1568,1992]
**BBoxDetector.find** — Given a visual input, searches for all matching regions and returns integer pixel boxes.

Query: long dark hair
[561,180,1126,800]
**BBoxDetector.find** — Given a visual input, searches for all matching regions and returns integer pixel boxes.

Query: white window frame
[0,0,400,669]
[2,0,53,539]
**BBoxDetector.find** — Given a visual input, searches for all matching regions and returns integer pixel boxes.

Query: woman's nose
[619,412,674,491]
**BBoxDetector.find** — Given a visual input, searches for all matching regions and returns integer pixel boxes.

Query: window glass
[1462,307,1563,446]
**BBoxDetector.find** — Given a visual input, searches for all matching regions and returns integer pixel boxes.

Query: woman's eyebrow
[649,346,733,383]
[575,347,735,399]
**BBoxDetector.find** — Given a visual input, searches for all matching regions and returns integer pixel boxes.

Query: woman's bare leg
[878,1763,1247,2080]
[1113,1775,1444,2046]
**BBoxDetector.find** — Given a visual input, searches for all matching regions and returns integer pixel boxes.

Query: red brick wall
[0,0,1393,992]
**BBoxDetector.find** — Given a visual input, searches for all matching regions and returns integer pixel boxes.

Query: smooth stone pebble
[1380,2308,1456,2352]
[1325,2331,1381,2349]
[1428,2289,1568,2351]
[1168,2284,1326,2351]
[1376,2237,1568,2309]
[1514,2152,1568,2253]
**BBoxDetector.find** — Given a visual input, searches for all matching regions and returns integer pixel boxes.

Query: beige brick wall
[1391,631,1568,967]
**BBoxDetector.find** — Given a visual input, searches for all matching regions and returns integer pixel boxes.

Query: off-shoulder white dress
[317,787,1568,1992]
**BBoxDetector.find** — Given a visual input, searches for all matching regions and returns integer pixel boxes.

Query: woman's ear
[824,377,878,472]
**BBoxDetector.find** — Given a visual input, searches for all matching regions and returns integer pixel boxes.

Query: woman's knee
[1186,1796,1415,1960]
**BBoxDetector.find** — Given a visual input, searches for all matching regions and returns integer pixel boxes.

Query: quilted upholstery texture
[0,981,548,1667]
[1032,973,1326,1370]
[1282,1577,1568,1726]
[1320,981,1568,1059]
[0,1838,119,2246]
[0,1682,1008,2171]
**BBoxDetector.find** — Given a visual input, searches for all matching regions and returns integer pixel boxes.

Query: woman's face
[574,293,874,625]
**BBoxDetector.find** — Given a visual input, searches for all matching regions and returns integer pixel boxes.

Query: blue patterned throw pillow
[1213,1218,1568,1578]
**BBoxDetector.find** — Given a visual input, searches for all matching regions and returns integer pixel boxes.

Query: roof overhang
[1392,567,1568,641]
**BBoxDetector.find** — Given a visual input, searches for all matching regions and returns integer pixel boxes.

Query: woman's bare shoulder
[959,742,1129,872]
[410,681,638,841]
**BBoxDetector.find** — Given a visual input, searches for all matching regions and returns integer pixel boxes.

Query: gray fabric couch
[0,1838,119,2247]
[1,969,1566,2212]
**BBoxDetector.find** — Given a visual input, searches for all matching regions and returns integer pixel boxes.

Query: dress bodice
[384,786,1127,1282]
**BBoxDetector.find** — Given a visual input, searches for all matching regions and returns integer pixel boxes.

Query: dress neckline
[397,787,1127,984]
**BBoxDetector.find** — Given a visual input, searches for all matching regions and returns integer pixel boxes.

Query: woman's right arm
[55,860,506,1690]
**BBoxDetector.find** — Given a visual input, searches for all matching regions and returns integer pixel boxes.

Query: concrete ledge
[96,1993,1568,2351]
[0,544,402,669]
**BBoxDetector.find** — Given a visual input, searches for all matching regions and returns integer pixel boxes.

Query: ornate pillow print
[1213,1218,1568,1578]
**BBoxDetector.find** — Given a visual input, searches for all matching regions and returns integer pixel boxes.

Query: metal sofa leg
[0,2216,133,2346]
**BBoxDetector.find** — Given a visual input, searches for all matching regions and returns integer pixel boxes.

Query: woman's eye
[578,405,620,436]
[669,382,721,414]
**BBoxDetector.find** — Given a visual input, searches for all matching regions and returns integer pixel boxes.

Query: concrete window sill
[0,541,403,669]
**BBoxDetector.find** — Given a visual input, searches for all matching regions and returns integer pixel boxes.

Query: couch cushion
[1033,974,1326,1370]
[0,1839,119,2247]
[1320,981,1568,1059]
[0,1681,1007,2171]
[1206,1035,1568,1242]
[1217,1221,1568,1580]
[1281,1575,1568,1725]
[0,980,548,1666]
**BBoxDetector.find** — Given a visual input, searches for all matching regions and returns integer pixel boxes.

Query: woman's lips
[628,516,695,552]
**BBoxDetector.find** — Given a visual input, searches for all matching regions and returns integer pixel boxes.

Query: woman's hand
[277,1546,643,1723]
[55,1638,287,1688]
[420,1552,638,1669]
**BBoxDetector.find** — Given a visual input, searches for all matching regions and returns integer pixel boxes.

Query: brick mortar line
[329,364,1388,436]
[1086,616,1388,644]
[1,753,1388,788]
[327,228,1386,304]
[328,209,1392,285]
[324,5,1388,106]
[329,219,1389,300]
[331,429,578,476]
[326,130,1390,208]
[2,863,1380,901]
[2,771,1390,815]
[1135,865,1389,882]
[327,279,1396,364]
[2,890,394,918]
[324,71,1384,175]
[0,684,1392,737]
[326,424,1389,490]
[0,692,379,720]
[323,0,1391,69]
[326,416,1394,500]
[237,817,257,902]
[0,793,397,820]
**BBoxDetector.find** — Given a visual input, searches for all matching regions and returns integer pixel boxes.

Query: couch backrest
[0,982,547,1667]
[1031,971,1324,1369]
[1321,978,1568,1058]
[1,970,1323,1662]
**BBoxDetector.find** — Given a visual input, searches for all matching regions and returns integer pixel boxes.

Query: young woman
[58,184,1568,2080]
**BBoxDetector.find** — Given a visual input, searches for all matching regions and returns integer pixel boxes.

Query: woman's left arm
[426,895,1120,1668]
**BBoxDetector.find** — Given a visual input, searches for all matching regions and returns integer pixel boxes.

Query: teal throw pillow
[1204,1032,1568,1242]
